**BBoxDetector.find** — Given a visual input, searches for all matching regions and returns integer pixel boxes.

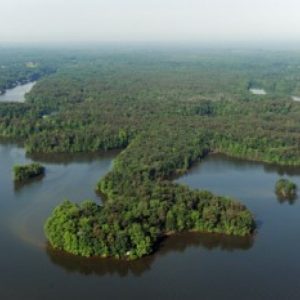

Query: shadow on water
[27,149,120,165]
[13,173,45,192]
[276,193,298,205]
[46,232,254,277]
[264,164,300,177]
[199,153,300,177]
[0,137,24,148]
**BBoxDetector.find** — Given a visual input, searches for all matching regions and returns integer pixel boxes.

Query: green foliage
[13,163,45,182]
[45,186,254,260]
[44,200,156,259]
[275,178,297,200]
[3,48,300,259]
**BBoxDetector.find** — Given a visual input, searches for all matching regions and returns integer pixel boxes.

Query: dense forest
[1,47,300,259]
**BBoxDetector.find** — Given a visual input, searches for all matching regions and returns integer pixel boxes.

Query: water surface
[0,81,36,102]
[1,148,300,299]
[249,88,267,95]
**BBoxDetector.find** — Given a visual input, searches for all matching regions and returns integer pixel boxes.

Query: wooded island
[13,163,45,182]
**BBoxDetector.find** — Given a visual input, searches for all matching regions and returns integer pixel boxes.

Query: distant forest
[1,47,300,259]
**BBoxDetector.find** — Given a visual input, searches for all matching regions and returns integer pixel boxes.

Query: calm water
[0,81,36,102]
[292,96,300,102]
[249,88,267,95]
[1,145,300,299]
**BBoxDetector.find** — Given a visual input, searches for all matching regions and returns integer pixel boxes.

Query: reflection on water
[191,153,300,177]
[276,195,297,205]
[14,173,45,192]
[27,149,120,165]
[46,232,254,277]
[276,192,298,205]
[263,163,300,177]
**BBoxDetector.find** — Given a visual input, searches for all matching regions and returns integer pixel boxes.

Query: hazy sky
[1,0,300,44]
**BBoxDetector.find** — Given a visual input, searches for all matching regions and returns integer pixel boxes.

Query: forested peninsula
[1,48,300,259]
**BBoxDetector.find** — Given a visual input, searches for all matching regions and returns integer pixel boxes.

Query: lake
[292,96,300,102]
[1,145,300,299]
[249,88,267,95]
[0,81,36,102]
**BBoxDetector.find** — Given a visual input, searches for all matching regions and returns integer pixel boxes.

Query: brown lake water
[1,144,300,299]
